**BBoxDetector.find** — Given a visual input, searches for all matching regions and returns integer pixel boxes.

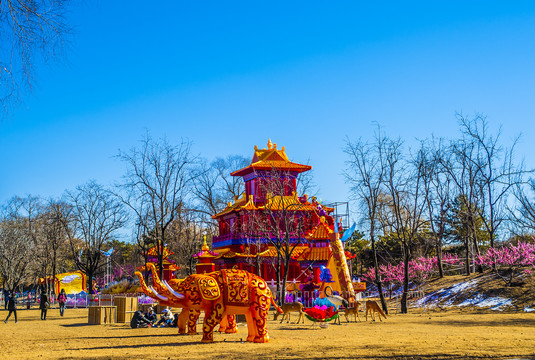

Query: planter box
[88,306,117,325]
[114,297,138,323]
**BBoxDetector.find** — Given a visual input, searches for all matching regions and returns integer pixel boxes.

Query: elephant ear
[198,277,221,301]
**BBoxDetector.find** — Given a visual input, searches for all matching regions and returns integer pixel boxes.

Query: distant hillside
[417,270,535,312]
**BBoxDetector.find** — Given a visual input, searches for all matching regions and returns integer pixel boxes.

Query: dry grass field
[1,307,535,360]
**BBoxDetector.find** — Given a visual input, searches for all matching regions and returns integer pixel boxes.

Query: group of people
[130,307,177,329]
[4,288,68,324]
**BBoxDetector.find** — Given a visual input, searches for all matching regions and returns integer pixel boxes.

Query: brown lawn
[1,307,534,360]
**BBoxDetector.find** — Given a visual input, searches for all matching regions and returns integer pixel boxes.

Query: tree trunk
[88,271,94,295]
[52,248,57,295]
[464,238,471,275]
[143,255,150,284]
[281,253,292,305]
[371,234,388,315]
[158,249,164,280]
[436,243,444,278]
[401,250,410,314]
[275,253,282,305]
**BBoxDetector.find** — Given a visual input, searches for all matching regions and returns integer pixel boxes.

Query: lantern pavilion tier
[137,244,180,282]
[210,140,347,284]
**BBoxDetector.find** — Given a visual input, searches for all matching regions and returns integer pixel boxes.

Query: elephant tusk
[149,286,168,302]
[163,280,185,299]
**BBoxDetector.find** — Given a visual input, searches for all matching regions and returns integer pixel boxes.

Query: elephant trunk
[146,263,185,304]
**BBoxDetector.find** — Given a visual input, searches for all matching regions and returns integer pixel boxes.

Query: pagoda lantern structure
[137,243,180,282]
[208,140,365,296]
[207,140,366,298]
[194,235,219,274]
[211,140,334,280]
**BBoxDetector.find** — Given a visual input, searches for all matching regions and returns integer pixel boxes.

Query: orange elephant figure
[136,264,281,343]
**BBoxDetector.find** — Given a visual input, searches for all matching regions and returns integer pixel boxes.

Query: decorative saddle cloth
[221,268,250,306]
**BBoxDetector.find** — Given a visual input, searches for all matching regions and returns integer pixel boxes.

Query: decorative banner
[329,232,356,301]
[54,271,87,295]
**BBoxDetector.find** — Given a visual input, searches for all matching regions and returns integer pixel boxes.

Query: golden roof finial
[202,234,209,252]
[254,145,258,151]
[273,143,277,150]
[267,139,272,150]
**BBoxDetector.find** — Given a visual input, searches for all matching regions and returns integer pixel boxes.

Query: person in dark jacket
[3,290,9,310]
[4,291,17,323]
[130,310,152,328]
[39,291,49,320]
[145,307,157,324]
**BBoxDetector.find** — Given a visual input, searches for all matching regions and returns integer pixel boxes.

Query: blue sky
[2,1,535,218]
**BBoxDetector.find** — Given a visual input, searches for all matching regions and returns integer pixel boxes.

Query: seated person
[130,310,152,328]
[155,308,174,327]
[145,307,157,324]
[171,313,180,328]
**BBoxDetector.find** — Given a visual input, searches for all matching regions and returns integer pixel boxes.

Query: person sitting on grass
[145,307,157,324]
[155,308,174,327]
[130,310,152,328]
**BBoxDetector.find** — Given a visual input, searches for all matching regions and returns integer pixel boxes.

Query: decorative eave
[231,140,311,177]
[256,246,309,258]
[143,243,174,258]
[214,248,256,259]
[305,217,334,241]
[212,193,248,219]
[295,247,332,261]
[137,262,181,272]
[264,191,317,211]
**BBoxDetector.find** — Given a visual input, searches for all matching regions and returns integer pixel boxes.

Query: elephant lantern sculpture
[135,263,282,343]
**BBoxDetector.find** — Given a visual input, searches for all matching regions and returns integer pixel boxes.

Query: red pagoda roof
[305,217,334,240]
[231,140,311,176]
[143,243,174,258]
[213,192,322,218]
[295,247,332,261]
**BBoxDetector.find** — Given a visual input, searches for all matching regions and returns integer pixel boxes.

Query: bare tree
[191,155,249,231]
[41,199,71,293]
[167,208,204,277]
[344,130,389,314]
[441,125,485,275]
[510,180,535,234]
[458,114,528,248]
[384,140,428,313]
[117,135,195,279]
[421,138,452,278]
[0,0,72,115]
[65,181,127,294]
[0,197,38,292]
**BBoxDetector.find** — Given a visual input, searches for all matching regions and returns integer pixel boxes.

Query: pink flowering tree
[364,253,463,288]
[475,241,535,286]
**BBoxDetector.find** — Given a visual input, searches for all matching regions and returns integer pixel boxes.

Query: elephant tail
[271,297,284,314]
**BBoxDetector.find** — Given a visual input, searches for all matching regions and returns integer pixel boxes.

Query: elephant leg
[188,309,200,335]
[218,315,229,333]
[202,304,224,343]
[225,314,237,333]
[250,300,270,343]
[177,309,189,334]
[244,311,258,342]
